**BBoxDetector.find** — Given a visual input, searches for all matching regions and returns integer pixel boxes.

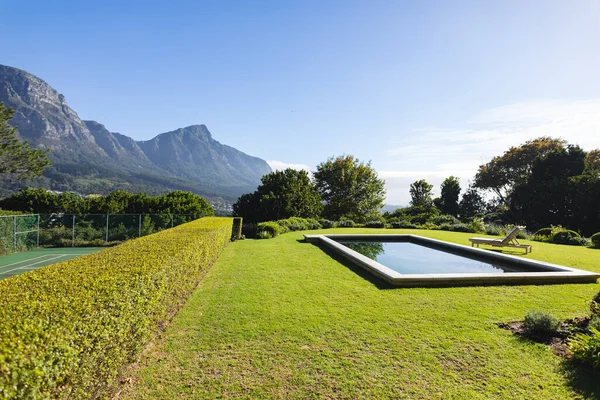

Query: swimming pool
[304,234,600,287]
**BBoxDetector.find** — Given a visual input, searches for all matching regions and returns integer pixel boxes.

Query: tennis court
[0,247,105,279]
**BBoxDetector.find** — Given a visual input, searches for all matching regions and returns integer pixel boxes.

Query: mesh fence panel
[0,215,40,255]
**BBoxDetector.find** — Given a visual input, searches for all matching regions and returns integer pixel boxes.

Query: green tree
[459,184,487,220]
[438,176,461,216]
[509,145,592,233]
[233,168,322,223]
[313,155,385,222]
[474,137,565,205]
[0,103,51,180]
[409,179,434,210]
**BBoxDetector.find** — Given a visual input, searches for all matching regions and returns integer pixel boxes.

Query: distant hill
[381,204,404,213]
[0,64,271,201]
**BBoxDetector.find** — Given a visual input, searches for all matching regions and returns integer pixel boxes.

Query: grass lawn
[120,229,600,399]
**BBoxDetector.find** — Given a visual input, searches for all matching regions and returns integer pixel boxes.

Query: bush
[591,232,600,248]
[365,221,385,228]
[320,220,337,229]
[337,220,355,228]
[391,221,417,229]
[589,315,600,331]
[522,311,561,336]
[257,221,281,238]
[534,227,553,238]
[485,223,507,236]
[431,214,459,225]
[0,217,232,399]
[569,328,600,370]
[468,218,485,233]
[551,230,585,246]
[439,223,474,233]
[591,291,600,316]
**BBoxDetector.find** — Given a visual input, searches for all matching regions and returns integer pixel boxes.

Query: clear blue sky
[3,0,600,203]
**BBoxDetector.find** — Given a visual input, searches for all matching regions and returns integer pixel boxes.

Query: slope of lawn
[121,229,600,399]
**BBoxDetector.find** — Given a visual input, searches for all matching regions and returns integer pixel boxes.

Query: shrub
[337,220,355,228]
[391,221,417,229]
[305,218,322,230]
[591,232,600,248]
[257,221,281,238]
[431,214,459,225]
[591,291,600,316]
[534,227,553,238]
[0,217,232,399]
[418,222,440,230]
[551,230,585,246]
[485,223,507,236]
[468,218,485,233]
[589,315,600,332]
[440,223,474,233]
[522,310,561,336]
[365,221,385,228]
[320,220,337,229]
[569,328,600,370]
[410,213,433,225]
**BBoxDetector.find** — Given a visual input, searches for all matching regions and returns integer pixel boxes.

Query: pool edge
[304,234,600,287]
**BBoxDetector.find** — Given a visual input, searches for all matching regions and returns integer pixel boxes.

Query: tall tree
[409,179,434,210]
[459,184,487,220]
[474,137,565,205]
[313,155,385,222]
[438,176,461,216]
[0,103,51,180]
[233,168,322,223]
[509,145,591,232]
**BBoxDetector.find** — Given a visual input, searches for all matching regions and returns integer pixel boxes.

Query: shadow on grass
[510,328,600,399]
[559,359,600,399]
[298,240,395,290]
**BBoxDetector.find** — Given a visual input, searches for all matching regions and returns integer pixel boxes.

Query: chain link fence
[0,214,203,255]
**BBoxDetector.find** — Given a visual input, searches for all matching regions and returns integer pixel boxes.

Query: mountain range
[0,64,271,202]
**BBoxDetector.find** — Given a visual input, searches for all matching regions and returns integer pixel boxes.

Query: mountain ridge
[0,64,271,201]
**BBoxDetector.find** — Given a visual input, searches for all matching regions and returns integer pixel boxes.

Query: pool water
[339,241,531,274]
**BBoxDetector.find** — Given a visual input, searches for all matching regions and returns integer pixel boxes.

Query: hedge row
[0,217,233,399]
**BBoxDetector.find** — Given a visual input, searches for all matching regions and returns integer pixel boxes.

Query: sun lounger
[469,225,532,254]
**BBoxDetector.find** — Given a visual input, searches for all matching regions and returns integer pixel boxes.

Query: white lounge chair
[469,226,532,254]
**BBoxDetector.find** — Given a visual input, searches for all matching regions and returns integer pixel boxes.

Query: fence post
[13,215,16,251]
[72,215,76,247]
[171,214,174,229]
[106,214,109,243]
[36,214,40,248]
[139,214,142,237]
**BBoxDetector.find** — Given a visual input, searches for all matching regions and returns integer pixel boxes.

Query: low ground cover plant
[522,310,561,337]
[0,217,233,399]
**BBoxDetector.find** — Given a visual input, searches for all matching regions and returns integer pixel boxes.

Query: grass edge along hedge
[0,217,233,399]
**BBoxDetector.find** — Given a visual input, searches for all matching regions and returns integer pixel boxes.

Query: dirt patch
[498,317,591,358]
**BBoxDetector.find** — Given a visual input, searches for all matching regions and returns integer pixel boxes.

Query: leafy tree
[0,103,51,180]
[0,187,58,213]
[233,168,322,223]
[509,145,591,232]
[585,149,600,172]
[409,179,434,210]
[313,155,385,222]
[438,176,461,217]
[474,137,565,205]
[157,190,214,215]
[459,184,487,220]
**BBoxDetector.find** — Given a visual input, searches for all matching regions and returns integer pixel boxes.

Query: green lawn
[121,229,600,399]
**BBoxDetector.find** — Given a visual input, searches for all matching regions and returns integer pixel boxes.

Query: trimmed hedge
[0,217,233,399]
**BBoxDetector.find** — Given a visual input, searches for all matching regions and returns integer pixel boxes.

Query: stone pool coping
[304,234,600,287]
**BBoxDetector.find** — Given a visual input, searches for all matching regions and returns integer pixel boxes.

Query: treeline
[0,188,215,216]
[233,138,600,238]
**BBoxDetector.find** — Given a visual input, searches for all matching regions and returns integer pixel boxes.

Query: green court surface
[0,247,105,279]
